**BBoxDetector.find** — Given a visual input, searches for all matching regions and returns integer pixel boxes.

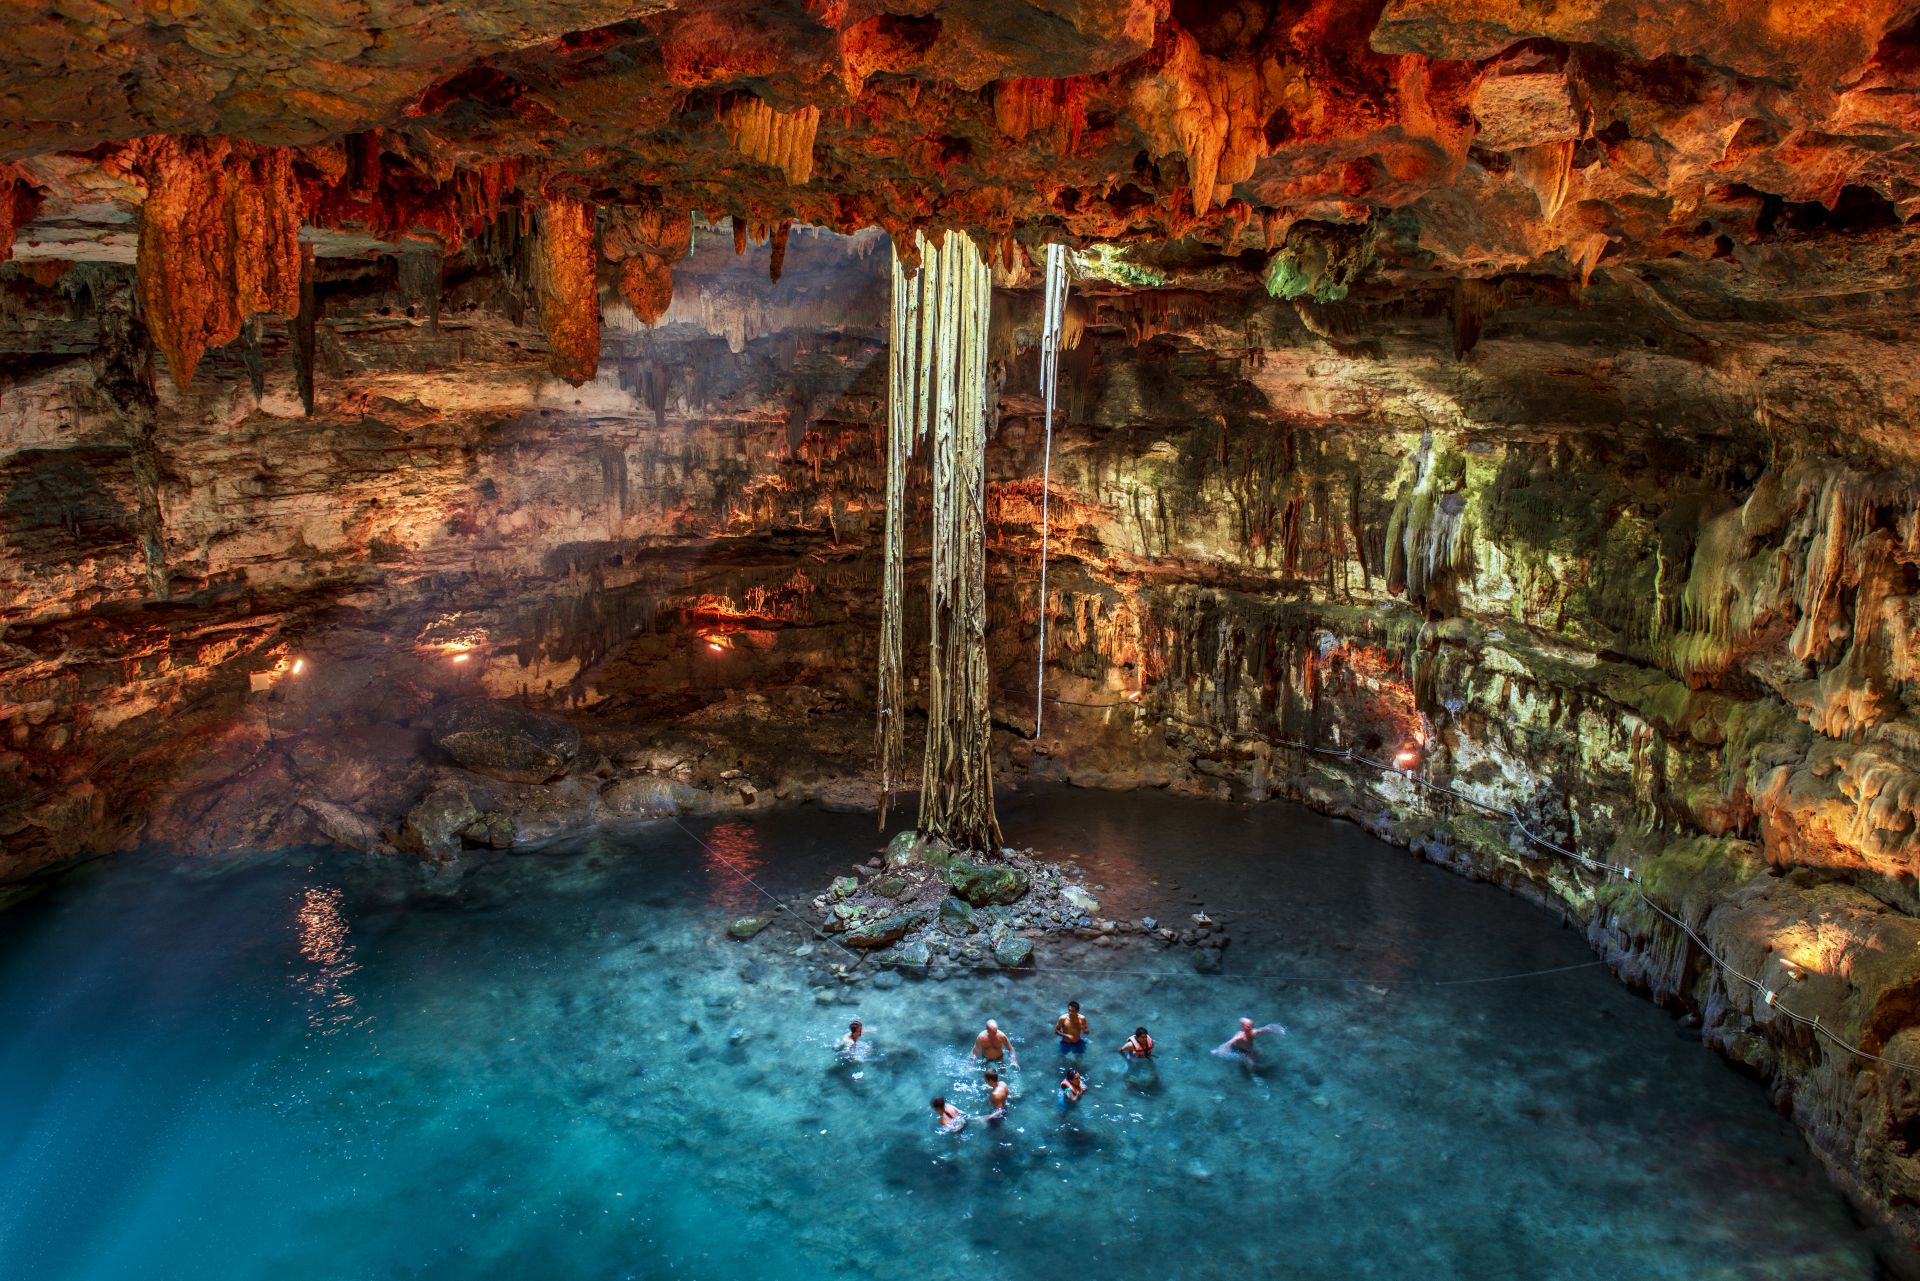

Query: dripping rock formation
[4,0,1920,1264]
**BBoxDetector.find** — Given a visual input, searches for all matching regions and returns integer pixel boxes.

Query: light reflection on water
[698,820,769,912]
[0,790,1895,1281]
[291,885,366,1037]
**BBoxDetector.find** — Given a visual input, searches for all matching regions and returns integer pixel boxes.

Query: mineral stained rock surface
[5,0,1920,1263]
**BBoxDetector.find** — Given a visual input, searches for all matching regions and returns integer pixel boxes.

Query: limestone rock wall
[4,223,1920,1248]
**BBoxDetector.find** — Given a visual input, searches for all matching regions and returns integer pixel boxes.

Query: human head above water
[983,1069,998,1084]
[1135,1026,1149,1040]
[1067,1001,1079,1013]
[1240,1017,1254,1032]
[848,1020,862,1036]
[986,1019,999,1033]
[931,1096,946,1111]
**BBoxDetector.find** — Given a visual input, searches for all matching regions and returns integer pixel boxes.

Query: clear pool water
[0,788,1891,1280]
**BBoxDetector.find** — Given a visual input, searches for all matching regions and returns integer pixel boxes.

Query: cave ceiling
[2,0,1920,387]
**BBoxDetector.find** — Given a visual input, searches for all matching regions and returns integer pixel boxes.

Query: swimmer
[1054,1001,1089,1057]
[1057,1065,1086,1110]
[1214,1017,1287,1071]
[971,1019,1018,1068]
[983,1069,1010,1122]
[1118,1026,1154,1062]
[837,1020,864,1054]
[932,1095,967,1132]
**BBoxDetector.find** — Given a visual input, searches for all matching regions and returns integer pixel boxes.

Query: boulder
[728,914,775,940]
[946,857,1031,907]
[845,911,927,948]
[893,938,933,967]
[870,874,910,900]
[300,798,394,855]
[1062,884,1100,913]
[993,935,1034,968]
[884,830,957,870]
[463,810,515,849]
[940,895,977,932]
[599,773,712,817]
[829,875,860,901]
[432,698,580,784]
[404,783,480,861]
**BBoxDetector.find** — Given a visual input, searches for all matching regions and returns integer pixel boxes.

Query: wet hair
[983,1070,998,1084]
[1135,1027,1149,1039]
[1063,1066,1082,1082]
[848,1021,862,1034]
[931,1096,946,1110]
[1067,1001,1080,1012]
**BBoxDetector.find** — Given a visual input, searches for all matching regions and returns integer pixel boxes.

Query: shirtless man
[837,1020,864,1054]
[983,1069,1010,1122]
[932,1096,967,1132]
[1054,1001,1090,1057]
[971,1019,1018,1068]
[1215,1016,1287,1069]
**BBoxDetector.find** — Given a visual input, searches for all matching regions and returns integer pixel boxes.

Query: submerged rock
[432,699,580,784]
[844,910,927,948]
[728,914,775,940]
[993,935,1034,968]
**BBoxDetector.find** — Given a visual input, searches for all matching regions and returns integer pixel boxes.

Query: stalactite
[722,98,820,185]
[134,136,303,390]
[293,245,319,416]
[768,219,792,283]
[606,206,691,325]
[1449,278,1500,359]
[534,194,602,385]
[0,164,44,265]
[94,276,167,600]
[879,230,1002,852]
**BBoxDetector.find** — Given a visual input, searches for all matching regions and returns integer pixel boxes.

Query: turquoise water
[0,789,1891,1280]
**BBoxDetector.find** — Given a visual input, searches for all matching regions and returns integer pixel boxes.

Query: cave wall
[5,223,1920,1244]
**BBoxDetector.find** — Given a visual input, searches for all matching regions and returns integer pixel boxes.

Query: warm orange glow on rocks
[533,194,600,385]
[131,137,303,390]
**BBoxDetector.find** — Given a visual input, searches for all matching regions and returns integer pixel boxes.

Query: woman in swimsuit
[1057,1066,1087,1111]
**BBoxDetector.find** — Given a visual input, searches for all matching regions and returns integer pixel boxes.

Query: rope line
[667,815,866,968]
[1270,736,1920,1076]
[671,735,1920,1075]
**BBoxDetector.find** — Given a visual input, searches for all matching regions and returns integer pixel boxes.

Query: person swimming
[971,1019,1017,1068]
[837,1020,864,1054]
[983,1069,1009,1123]
[1055,1001,1089,1057]
[1214,1017,1287,1072]
[1057,1065,1086,1111]
[932,1096,967,1132]
[1119,1026,1154,1062]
